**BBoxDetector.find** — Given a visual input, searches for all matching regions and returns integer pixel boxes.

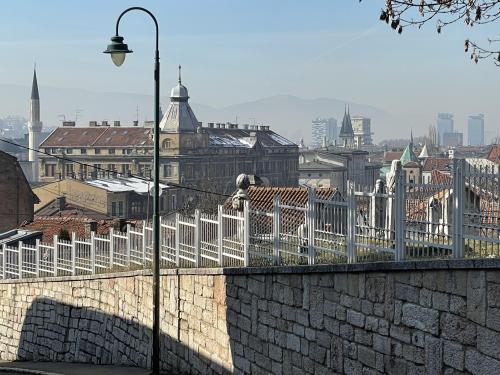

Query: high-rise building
[351,116,373,146]
[442,132,463,148]
[437,113,454,146]
[311,118,337,148]
[468,114,485,146]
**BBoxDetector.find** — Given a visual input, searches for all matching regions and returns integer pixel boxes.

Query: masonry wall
[0,260,499,374]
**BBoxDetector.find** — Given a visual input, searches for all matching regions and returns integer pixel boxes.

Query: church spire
[178,65,182,84]
[31,67,39,100]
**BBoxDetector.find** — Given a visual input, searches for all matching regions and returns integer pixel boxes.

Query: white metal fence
[1,159,498,280]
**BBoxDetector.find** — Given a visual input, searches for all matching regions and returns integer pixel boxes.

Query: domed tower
[160,65,199,132]
[28,68,43,182]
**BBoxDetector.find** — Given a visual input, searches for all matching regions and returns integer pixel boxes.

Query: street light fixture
[104,7,162,374]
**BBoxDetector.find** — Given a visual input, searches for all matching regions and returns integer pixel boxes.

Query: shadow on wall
[16,297,226,375]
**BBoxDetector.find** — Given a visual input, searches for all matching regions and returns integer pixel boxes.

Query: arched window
[162,138,172,149]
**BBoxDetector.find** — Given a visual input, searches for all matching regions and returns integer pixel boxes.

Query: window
[111,202,117,216]
[171,195,177,210]
[108,164,116,171]
[80,148,87,154]
[162,138,172,149]
[66,164,74,176]
[95,148,101,155]
[66,148,73,154]
[121,164,129,174]
[44,164,55,177]
[118,201,124,217]
[131,201,142,215]
[109,149,115,155]
[124,148,132,155]
[164,164,172,177]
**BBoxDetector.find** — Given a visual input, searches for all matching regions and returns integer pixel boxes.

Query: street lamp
[104,7,162,374]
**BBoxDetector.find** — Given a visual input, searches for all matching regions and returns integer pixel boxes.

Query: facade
[468,114,485,146]
[311,118,337,148]
[351,116,373,146]
[421,157,451,184]
[33,177,170,220]
[436,113,454,146]
[299,147,380,192]
[38,69,299,210]
[0,151,39,232]
[442,132,463,148]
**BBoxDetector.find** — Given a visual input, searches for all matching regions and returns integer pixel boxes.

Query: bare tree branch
[366,0,500,66]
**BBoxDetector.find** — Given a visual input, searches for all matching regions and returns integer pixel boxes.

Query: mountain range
[0,84,394,143]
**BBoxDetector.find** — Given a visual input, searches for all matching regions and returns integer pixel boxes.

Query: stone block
[465,349,500,375]
[344,357,362,375]
[477,326,500,360]
[432,291,449,311]
[424,335,442,375]
[443,340,464,371]
[487,307,500,332]
[440,312,476,346]
[373,334,391,355]
[383,356,407,375]
[354,328,372,346]
[366,277,385,303]
[347,309,365,328]
[390,325,411,344]
[467,271,486,325]
[449,295,466,317]
[358,345,376,369]
[487,283,500,307]
[286,333,301,353]
[395,283,419,304]
[401,303,439,335]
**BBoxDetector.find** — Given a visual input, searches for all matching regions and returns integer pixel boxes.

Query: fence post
[142,221,147,266]
[273,195,281,266]
[452,158,465,258]
[307,188,316,265]
[35,239,40,277]
[90,231,96,274]
[194,209,201,267]
[18,241,23,279]
[243,200,250,267]
[175,213,181,267]
[71,232,76,276]
[346,182,356,263]
[217,206,223,266]
[394,165,406,261]
[126,224,131,267]
[109,228,114,269]
[53,235,58,276]
[1,244,5,279]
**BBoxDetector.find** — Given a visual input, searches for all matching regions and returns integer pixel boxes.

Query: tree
[372,0,500,66]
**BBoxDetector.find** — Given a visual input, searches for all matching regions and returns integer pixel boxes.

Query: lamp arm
[116,7,159,51]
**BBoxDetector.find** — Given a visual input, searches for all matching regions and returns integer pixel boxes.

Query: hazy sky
[0,0,498,140]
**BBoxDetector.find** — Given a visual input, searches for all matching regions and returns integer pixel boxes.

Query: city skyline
[0,0,499,141]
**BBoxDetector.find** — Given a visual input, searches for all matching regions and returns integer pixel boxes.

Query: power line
[0,137,236,199]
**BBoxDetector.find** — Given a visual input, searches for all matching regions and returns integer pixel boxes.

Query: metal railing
[1,159,498,280]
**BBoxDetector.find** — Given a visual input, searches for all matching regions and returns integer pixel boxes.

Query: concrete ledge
[0,258,499,284]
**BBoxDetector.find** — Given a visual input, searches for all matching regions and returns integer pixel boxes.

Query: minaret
[28,68,43,182]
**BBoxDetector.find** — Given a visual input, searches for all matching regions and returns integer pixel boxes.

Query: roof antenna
[178,65,182,84]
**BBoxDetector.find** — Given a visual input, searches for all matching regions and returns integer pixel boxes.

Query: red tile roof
[40,127,153,148]
[486,145,500,164]
[422,157,452,172]
[431,170,453,185]
[383,151,403,163]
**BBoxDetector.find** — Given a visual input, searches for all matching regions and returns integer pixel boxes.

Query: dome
[170,83,188,99]
[170,65,189,101]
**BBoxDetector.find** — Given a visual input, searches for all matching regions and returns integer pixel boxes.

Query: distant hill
[0,85,393,144]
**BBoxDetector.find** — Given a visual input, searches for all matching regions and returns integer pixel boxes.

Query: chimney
[89,121,98,127]
[133,120,138,127]
[55,196,66,211]
[62,121,76,127]
[114,121,120,127]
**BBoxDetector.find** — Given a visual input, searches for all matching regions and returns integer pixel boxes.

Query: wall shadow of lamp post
[103,7,162,375]
[232,174,250,211]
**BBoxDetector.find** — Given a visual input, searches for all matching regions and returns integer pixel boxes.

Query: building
[351,116,373,146]
[399,138,422,184]
[338,106,355,149]
[27,68,43,182]
[442,132,463,148]
[421,157,451,184]
[0,150,39,232]
[468,114,485,146]
[37,67,299,211]
[33,177,170,220]
[311,118,337,148]
[299,147,381,192]
[437,113,454,146]
[485,144,500,164]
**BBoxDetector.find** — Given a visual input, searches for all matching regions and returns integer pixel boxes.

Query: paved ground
[0,362,169,375]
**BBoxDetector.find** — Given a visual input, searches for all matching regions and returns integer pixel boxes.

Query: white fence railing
[1,159,499,280]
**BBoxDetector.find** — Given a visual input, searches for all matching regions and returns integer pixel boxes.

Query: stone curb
[1,258,499,284]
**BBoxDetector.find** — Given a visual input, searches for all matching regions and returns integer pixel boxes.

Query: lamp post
[104,7,161,374]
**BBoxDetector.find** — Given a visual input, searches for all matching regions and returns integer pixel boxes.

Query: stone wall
[0,260,499,374]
